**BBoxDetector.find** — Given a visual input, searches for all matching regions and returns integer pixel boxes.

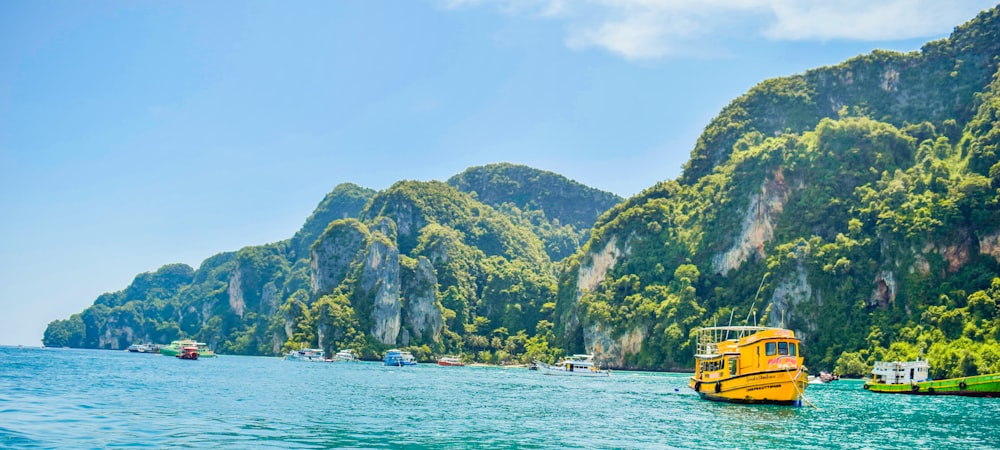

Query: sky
[1,0,996,346]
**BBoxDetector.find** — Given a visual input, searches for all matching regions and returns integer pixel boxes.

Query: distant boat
[332,349,358,362]
[384,349,417,366]
[284,348,326,362]
[808,370,838,384]
[437,356,464,367]
[689,326,808,405]
[126,343,158,353]
[177,345,199,360]
[863,359,1000,396]
[534,354,609,377]
[160,340,216,358]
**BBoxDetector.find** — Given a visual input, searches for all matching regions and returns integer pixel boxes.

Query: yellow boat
[689,326,809,405]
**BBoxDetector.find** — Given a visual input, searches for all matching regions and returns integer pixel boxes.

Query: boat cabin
[562,354,598,372]
[871,360,929,385]
[693,326,802,381]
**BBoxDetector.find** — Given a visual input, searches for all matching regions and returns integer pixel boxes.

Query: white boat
[333,349,358,362]
[284,348,326,362]
[126,343,158,353]
[438,356,464,366]
[384,349,417,366]
[534,354,610,377]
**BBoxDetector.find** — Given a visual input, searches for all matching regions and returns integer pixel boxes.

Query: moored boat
[534,354,609,377]
[808,370,838,384]
[333,349,358,362]
[126,343,159,353]
[689,326,808,405]
[177,345,199,360]
[438,356,464,367]
[863,359,1000,396]
[384,349,417,366]
[284,348,326,362]
[160,340,216,358]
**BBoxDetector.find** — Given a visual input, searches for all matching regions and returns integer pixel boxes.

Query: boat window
[765,342,776,356]
[789,343,797,356]
[778,342,788,355]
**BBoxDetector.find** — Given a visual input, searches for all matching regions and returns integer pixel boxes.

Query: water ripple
[2,346,999,448]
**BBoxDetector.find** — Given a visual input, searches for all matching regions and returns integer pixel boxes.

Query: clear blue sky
[1,0,995,346]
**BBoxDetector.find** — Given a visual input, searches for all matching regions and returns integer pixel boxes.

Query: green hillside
[556,6,1000,377]
[43,170,613,363]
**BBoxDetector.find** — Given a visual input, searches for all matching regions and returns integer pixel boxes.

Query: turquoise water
[1,346,998,449]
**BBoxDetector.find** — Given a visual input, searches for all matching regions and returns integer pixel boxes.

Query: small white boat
[384,349,417,366]
[438,356,464,366]
[284,348,326,362]
[332,349,358,362]
[534,354,610,377]
[126,343,158,353]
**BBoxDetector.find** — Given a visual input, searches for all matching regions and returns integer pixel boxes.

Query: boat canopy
[694,326,787,358]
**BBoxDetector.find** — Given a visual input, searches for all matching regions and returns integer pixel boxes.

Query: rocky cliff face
[560,236,627,344]
[360,236,402,345]
[981,230,1000,262]
[311,219,369,296]
[713,169,794,275]
[768,263,812,333]
[401,256,443,344]
[228,267,245,318]
[585,323,644,368]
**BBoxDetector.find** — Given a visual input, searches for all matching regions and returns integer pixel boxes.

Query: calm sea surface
[1,346,998,449]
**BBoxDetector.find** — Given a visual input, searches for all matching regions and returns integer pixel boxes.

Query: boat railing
[694,326,772,357]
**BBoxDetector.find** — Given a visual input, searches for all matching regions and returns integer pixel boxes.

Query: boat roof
[694,326,795,358]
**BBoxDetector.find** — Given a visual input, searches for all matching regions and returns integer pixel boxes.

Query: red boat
[438,356,464,367]
[177,346,199,360]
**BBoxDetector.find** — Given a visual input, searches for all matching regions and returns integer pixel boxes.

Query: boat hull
[864,373,1000,396]
[160,341,216,358]
[690,369,808,405]
[535,363,609,377]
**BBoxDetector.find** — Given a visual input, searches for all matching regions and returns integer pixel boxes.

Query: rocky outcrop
[577,237,625,296]
[912,229,975,274]
[870,271,897,308]
[360,236,402,345]
[228,267,245,318]
[585,323,644,368]
[562,236,626,337]
[401,256,443,343]
[713,169,793,275]
[769,264,811,324]
[260,282,279,316]
[981,230,1000,262]
[311,219,369,296]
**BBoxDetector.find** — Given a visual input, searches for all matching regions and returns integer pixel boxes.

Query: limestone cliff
[311,219,369,296]
[228,267,245,318]
[561,236,626,341]
[359,235,402,345]
[713,169,794,275]
[401,256,443,344]
[585,323,644,368]
[981,230,1000,262]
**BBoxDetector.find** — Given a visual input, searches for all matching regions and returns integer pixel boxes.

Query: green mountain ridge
[43,166,611,362]
[555,5,1000,376]
[44,6,1000,378]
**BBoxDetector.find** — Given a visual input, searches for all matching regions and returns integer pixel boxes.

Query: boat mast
[745,272,769,326]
